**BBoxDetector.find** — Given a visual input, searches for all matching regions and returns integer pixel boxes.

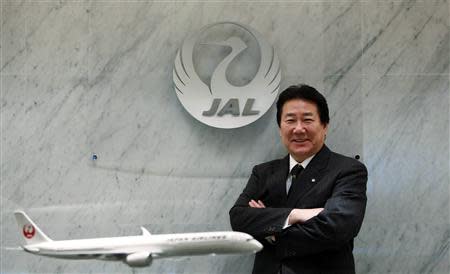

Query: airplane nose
[249,239,263,252]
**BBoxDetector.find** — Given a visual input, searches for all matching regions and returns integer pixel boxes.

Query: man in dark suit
[229,85,367,274]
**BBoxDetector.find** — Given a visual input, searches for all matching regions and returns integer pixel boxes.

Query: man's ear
[322,123,329,140]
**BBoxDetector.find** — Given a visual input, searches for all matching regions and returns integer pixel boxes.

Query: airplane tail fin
[14,210,52,245]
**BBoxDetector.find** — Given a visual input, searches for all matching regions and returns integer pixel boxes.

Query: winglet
[140,227,151,236]
[14,210,52,245]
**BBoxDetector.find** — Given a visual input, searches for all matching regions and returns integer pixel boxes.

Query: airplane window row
[168,235,227,242]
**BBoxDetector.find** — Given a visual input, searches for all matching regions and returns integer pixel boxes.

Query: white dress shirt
[282,154,316,229]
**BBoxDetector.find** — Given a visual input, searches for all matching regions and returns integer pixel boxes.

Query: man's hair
[276,84,330,127]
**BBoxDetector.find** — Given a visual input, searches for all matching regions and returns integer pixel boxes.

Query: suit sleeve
[229,165,292,240]
[275,161,367,258]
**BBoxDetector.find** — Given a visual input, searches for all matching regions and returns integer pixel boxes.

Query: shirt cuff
[282,215,291,229]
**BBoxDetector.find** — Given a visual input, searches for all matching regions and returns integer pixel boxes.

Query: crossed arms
[229,160,367,258]
[249,199,323,225]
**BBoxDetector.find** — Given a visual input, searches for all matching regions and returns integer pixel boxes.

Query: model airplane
[14,210,262,267]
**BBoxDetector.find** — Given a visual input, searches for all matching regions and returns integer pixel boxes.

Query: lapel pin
[311,178,316,183]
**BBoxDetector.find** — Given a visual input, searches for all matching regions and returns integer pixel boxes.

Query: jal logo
[23,224,35,239]
[173,22,281,129]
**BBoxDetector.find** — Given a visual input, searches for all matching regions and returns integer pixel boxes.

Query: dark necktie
[288,164,304,195]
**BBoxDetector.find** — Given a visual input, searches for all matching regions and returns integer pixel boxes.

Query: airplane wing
[141,227,151,236]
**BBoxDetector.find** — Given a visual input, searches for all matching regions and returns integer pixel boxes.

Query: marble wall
[1,0,448,273]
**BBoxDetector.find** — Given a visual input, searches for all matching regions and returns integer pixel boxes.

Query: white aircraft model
[14,210,262,267]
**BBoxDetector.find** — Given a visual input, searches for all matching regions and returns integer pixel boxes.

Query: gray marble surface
[1,0,449,273]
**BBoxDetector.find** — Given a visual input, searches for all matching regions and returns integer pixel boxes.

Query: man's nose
[293,122,306,133]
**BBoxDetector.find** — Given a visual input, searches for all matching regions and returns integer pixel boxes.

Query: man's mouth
[292,139,308,143]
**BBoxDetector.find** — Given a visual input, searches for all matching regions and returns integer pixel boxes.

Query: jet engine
[125,252,153,267]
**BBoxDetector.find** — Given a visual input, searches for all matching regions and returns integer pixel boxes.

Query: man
[229,84,367,274]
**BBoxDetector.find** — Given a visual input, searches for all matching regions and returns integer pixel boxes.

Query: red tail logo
[23,224,35,239]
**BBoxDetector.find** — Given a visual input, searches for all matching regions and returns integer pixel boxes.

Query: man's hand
[249,199,266,208]
[288,208,324,225]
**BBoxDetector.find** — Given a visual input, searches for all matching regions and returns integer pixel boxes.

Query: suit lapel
[287,145,331,207]
[266,155,290,206]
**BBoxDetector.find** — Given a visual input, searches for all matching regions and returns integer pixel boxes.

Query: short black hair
[276,84,330,127]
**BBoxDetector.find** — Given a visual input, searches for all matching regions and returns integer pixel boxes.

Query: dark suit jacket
[229,145,367,274]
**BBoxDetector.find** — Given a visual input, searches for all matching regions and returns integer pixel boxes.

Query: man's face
[279,99,328,162]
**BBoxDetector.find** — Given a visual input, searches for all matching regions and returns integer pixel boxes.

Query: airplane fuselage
[15,211,262,267]
[23,231,261,259]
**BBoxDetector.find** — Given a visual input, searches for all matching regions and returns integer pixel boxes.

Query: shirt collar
[289,154,315,173]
